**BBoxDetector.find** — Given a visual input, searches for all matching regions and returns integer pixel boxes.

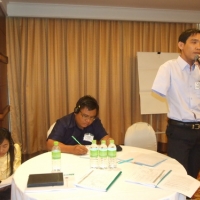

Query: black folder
[27,172,64,187]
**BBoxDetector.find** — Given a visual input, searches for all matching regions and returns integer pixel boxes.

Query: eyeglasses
[80,111,96,121]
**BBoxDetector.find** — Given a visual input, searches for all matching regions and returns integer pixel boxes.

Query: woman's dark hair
[178,28,200,43]
[74,95,99,116]
[0,128,15,176]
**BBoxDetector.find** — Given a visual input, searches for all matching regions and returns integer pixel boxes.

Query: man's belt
[168,119,200,129]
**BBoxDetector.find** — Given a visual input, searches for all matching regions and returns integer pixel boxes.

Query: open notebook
[126,165,200,198]
[75,169,122,192]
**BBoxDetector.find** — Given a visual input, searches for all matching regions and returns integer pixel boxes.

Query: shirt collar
[177,56,195,71]
[68,113,76,128]
[68,113,85,130]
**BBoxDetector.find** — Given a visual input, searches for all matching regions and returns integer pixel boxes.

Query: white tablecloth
[11,146,186,200]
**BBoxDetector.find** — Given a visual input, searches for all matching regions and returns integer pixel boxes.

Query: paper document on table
[157,171,200,198]
[79,145,90,159]
[79,153,90,159]
[126,165,171,187]
[75,169,122,192]
[126,165,200,198]
[133,153,168,167]
[117,152,141,163]
[0,175,13,188]
[25,174,75,193]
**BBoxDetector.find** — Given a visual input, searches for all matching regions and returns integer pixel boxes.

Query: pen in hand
[71,136,82,145]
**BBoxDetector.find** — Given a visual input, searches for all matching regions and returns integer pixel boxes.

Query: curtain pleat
[6,17,197,154]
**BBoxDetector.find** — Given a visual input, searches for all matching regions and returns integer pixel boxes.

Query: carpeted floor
[191,172,200,200]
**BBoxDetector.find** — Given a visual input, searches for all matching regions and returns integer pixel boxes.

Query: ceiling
[1,0,200,23]
[7,0,200,11]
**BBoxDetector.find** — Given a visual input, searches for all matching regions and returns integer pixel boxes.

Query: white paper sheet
[0,175,13,188]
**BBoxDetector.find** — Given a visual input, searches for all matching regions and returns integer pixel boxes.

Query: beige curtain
[6,17,197,154]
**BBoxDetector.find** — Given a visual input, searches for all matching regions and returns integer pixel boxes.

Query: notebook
[75,169,122,192]
[27,172,64,187]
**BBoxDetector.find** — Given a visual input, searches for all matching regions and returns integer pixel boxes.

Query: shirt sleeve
[47,120,67,143]
[152,61,171,96]
[13,143,21,173]
[92,118,108,141]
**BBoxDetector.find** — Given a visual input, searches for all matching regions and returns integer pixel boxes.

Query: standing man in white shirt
[152,28,200,179]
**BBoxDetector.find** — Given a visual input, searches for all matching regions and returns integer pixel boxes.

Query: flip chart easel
[137,52,179,133]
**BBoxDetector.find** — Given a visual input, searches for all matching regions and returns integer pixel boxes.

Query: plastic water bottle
[99,140,107,169]
[108,139,117,168]
[52,141,61,171]
[89,140,99,168]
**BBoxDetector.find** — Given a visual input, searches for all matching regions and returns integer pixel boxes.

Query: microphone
[194,55,200,63]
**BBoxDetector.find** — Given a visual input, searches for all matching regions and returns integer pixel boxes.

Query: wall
[0,5,9,128]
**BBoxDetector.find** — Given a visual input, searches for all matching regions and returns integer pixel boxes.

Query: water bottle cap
[110,139,114,144]
[92,140,96,144]
[101,140,106,144]
[54,141,59,145]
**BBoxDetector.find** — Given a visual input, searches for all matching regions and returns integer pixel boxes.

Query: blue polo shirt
[47,113,108,145]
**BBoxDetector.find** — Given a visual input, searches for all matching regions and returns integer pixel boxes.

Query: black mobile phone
[116,145,122,152]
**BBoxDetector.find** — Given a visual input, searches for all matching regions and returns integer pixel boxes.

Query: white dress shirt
[152,56,200,122]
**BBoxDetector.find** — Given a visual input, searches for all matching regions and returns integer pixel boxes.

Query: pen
[118,158,133,164]
[153,170,165,183]
[156,170,172,186]
[64,173,74,176]
[71,136,82,145]
[78,170,93,184]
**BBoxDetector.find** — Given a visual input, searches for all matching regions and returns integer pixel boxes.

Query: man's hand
[46,139,88,155]
[73,145,88,155]
[195,61,200,69]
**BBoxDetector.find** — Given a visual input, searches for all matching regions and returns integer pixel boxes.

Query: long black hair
[0,128,15,176]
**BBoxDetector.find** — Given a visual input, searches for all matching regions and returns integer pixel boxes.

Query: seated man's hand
[73,145,88,155]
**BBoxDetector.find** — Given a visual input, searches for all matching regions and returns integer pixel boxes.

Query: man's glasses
[80,111,96,121]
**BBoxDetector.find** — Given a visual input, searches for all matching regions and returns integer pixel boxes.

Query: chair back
[47,122,56,137]
[124,122,157,151]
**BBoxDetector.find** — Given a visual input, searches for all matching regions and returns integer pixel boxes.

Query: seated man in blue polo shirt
[46,95,112,155]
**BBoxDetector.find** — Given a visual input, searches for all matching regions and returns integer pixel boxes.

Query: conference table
[11,146,186,200]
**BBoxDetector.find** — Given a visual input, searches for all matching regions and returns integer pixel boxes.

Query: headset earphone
[74,96,99,114]
[74,100,91,114]
[74,105,81,114]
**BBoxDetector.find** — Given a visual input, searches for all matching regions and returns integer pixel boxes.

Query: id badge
[195,82,200,90]
[83,133,94,142]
